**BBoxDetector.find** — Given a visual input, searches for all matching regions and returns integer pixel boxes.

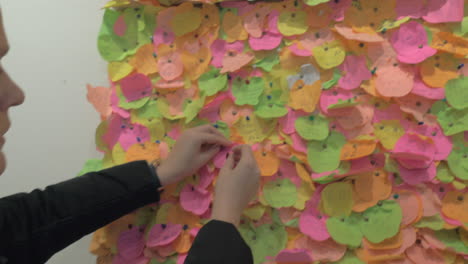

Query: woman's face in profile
[0,9,26,175]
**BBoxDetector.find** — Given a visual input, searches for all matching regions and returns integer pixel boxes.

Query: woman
[0,10,259,264]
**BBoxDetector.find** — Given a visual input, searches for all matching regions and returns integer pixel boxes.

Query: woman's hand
[156,125,231,186]
[211,145,260,226]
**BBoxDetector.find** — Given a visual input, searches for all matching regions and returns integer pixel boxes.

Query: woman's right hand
[211,145,260,226]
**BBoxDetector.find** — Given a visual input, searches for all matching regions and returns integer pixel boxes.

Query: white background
[0,0,108,263]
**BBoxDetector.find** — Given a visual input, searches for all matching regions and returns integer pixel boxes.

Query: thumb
[220,151,235,172]
[198,144,221,164]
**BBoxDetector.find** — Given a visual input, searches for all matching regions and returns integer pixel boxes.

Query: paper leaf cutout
[171,4,202,36]
[295,115,329,141]
[447,144,468,180]
[263,178,298,208]
[322,182,354,218]
[278,11,308,36]
[313,41,346,70]
[231,76,265,106]
[445,76,468,110]
[78,159,103,176]
[326,213,363,247]
[254,90,288,119]
[307,131,346,173]
[239,223,287,264]
[359,200,403,243]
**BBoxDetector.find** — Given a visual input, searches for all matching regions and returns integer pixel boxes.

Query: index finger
[195,124,225,138]
[198,133,232,147]
[233,145,256,164]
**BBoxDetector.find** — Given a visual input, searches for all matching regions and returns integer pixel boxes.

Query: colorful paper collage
[84,0,468,263]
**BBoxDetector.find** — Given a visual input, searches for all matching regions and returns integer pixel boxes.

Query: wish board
[83,0,468,263]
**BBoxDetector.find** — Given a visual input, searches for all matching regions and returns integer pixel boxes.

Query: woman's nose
[4,73,25,109]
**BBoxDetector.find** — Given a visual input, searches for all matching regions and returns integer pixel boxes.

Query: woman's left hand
[156,125,231,186]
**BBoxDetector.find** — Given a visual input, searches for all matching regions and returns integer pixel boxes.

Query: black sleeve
[0,160,161,264]
[185,220,254,264]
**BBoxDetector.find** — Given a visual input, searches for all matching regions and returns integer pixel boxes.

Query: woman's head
[0,10,26,175]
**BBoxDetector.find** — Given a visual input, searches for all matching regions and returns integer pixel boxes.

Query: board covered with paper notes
[82,0,468,263]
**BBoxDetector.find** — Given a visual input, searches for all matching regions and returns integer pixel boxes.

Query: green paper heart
[447,144,468,180]
[263,178,298,208]
[295,115,330,141]
[134,99,162,120]
[135,207,155,227]
[118,91,149,110]
[323,69,341,90]
[183,97,205,124]
[454,16,468,36]
[239,223,287,264]
[141,6,158,37]
[377,17,411,32]
[328,98,359,110]
[359,200,402,243]
[77,159,103,177]
[430,100,449,115]
[255,52,280,72]
[414,214,445,230]
[232,77,265,106]
[322,182,354,218]
[307,131,346,173]
[198,67,228,96]
[96,120,110,152]
[214,121,231,138]
[326,213,363,248]
[435,229,468,254]
[437,107,468,136]
[304,0,330,6]
[171,8,201,37]
[446,76,468,110]
[436,161,456,183]
[98,9,148,62]
[254,90,288,119]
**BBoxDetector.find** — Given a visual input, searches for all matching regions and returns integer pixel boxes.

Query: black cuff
[185,220,254,264]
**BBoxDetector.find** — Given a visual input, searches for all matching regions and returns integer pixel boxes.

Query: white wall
[0,0,108,263]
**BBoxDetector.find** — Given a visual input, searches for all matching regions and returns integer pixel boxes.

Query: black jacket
[0,161,253,264]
